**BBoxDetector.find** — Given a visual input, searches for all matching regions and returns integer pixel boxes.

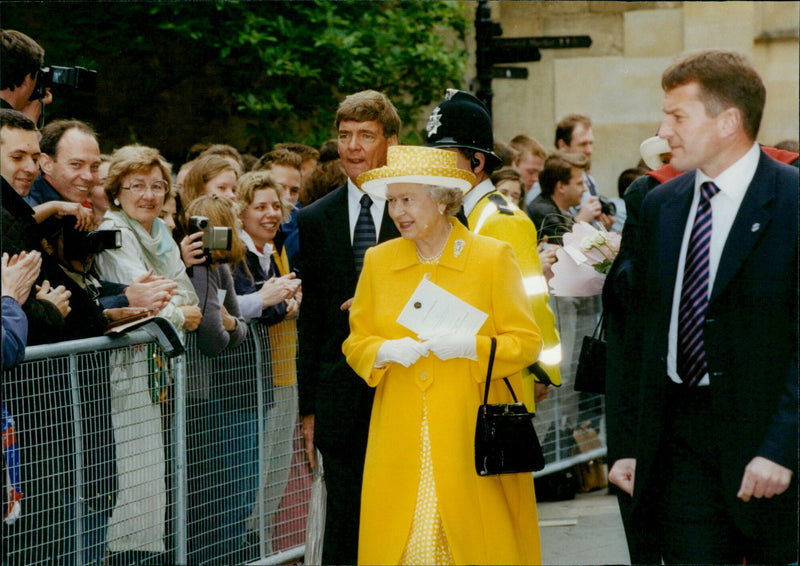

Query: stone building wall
[463,1,799,198]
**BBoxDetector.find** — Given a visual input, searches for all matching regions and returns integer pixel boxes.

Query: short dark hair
[336,90,401,139]
[490,166,522,187]
[274,142,319,162]
[554,114,591,148]
[39,119,97,158]
[539,151,588,197]
[493,140,517,167]
[0,108,37,131]
[318,139,339,163]
[774,139,799,153]
[509,134,547,162]
[253,148,302,173]
[617,167,647,198]
[199,143,244,171]
[1,30,44,90]
[662,49,765,141]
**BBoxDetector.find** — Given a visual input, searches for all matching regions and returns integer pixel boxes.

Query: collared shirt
[667,142,760,385]
[347,177,385,243]
[463,178,494,218]
[25,175,64,207]
[524,182,541,208]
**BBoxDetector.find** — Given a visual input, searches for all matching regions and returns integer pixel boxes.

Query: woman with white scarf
[95,144,201,557]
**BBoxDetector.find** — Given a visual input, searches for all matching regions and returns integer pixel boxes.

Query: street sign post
[474,1,592,115]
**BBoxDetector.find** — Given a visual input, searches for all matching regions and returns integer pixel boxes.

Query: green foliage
[151,0,469,150]
[2,1,468,161]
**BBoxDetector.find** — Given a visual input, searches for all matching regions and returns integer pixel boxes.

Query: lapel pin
[453,239,465,258]
[751,223,760,232]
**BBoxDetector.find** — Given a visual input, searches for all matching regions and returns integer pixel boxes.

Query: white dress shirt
[667,142,760,385]
[347,178,385,243]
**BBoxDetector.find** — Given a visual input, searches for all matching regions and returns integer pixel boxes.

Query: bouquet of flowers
[548,222,621,297]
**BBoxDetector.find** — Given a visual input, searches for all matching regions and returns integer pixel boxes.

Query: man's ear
[556,139,568,151]
[716,107,741,140]
[472,152,486,175]
[387,134,399,147]
[38,153,54,176]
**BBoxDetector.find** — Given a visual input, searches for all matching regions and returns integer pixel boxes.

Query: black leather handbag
[573,314,606,394]
[474,337,545,476]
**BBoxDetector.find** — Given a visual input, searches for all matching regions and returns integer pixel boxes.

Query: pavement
[539,488,631,565]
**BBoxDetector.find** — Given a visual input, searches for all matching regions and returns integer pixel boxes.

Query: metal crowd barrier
[2,310,606,565]
[534,295,607,479]
[3,322,309,566]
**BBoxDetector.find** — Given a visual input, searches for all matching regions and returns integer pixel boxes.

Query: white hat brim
[639,136,672,170]
[359,172,474,200]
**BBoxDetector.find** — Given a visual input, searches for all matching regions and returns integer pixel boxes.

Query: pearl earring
[114,199,120,206]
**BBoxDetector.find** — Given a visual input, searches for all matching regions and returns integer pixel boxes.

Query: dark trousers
[318,445,367,565]
[614,491,661,564]
[655,384,797,564]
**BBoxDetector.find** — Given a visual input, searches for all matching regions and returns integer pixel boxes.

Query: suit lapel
[378,202,400,242]
[657,173,695,308]
[322,186,357,272]
[711,152,775,301]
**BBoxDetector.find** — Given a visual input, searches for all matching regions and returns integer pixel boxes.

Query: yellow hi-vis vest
[467,191,562,412]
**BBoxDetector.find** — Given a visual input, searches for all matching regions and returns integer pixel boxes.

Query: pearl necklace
[415,224,452,265]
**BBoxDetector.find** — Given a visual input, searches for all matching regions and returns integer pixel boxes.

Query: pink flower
[549,222,621,297]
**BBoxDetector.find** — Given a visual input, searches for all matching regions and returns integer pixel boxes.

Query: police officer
[425,89,562,410]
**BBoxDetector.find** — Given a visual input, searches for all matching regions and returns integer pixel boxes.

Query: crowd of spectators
[3,26,799,566]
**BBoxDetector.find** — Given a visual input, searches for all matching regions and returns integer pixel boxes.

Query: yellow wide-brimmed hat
[357,145,476,199]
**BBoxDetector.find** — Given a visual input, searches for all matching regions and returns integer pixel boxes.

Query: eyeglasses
[121,180,169,196]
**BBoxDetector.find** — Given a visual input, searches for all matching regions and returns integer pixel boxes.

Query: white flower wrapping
[549,222,621,297]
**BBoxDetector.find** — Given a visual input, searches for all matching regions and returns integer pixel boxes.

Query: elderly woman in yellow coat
[343,146,543,565]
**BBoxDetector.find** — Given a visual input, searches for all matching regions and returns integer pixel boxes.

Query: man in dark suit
[296,90,400,564]
[608,49,798,563]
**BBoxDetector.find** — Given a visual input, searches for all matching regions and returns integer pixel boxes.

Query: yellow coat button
[420,372,429,381]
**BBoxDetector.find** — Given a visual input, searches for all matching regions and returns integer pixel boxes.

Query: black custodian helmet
[425,89,503,172]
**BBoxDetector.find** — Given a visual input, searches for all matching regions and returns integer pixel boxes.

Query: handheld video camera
[188,216,232,265]
[62,216,121,261]
[32,66,97,100]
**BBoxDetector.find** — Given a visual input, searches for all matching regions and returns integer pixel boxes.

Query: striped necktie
[353,193,376,275]
[677,181,721,386]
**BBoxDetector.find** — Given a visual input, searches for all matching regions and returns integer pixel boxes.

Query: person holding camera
[0,30,52,127]
[182,195,255,564]
[554,114,615,231]
[527,151,592,246]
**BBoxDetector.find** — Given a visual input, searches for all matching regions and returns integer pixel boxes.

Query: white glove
[374,337,429,368]
[419,333,477,361]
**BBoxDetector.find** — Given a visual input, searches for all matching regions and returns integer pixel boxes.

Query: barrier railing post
[174,352,188,564]
[68,353,85,566]
[253,323,267,561]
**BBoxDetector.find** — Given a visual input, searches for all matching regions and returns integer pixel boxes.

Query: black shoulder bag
[474,337,545,476]
[573,314,606,394]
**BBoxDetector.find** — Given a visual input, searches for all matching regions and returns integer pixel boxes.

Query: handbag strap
[482,337,518,405]
[592,313,605,340]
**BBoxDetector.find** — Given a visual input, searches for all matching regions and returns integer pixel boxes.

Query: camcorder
[188,216,232,265]
[599,196,616,216]
[32,66,97,100]
[62,217,121,261]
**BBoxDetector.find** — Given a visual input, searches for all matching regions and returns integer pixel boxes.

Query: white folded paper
[397,277,488,337]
